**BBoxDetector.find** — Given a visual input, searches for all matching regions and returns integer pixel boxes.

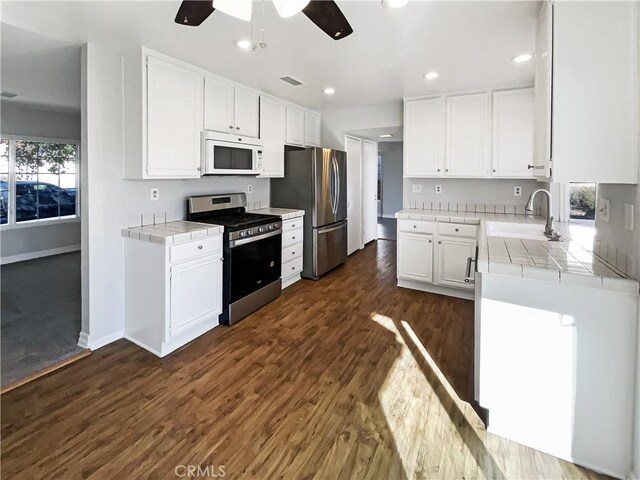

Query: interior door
[362,140,378,245]
[345,136,362,255]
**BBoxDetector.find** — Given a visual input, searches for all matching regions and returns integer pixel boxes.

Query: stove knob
[248,230,253,235]
[258,227,264,233]
[239,231,246,238]
[268,224,273,230]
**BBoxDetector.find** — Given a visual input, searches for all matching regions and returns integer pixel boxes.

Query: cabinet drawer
[282,229,303,247]
[398,219,436,234]
[282,243,303,263]
[283,217,303,232]
[283,257,303,278]
[438,223,478,238]
[170,236,222,264]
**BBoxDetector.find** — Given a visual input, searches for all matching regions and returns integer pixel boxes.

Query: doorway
[0,24,86,389]
[377,142,403,241]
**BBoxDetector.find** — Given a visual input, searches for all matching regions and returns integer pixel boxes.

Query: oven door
[228,230,282,302]
[204,139,262,175]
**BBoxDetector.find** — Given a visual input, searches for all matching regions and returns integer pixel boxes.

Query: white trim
[79,329,124,351]
[379,214,396,219]
[0,243,80,265]
[397,278,475,300]
[0,133,80,144]
[0,216,80,231]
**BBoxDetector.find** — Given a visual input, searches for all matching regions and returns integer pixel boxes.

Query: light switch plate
[435,185,442,194]
[624,203,634,231]
[598,198,610,223]
[412,184,422,194]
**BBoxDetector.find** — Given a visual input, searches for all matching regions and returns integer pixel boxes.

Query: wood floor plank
[1,240,612,479]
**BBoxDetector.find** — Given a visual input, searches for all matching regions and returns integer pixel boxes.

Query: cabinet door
[285,106,304,146]
[146,55,203,178]
[492,89,535,178]
[435,237,476,289]
[397,232,434,282]
[234,86,259,138]
[204,76,235,134]
[170,255,222,337]
[258,96,285,177]
[404,98,443,176]
[533,1,552,179]
[304,110,321,147]
[445,93,489,177]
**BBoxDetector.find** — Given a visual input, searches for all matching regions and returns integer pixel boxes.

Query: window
[1,137,79,226]
[569,183,596,221]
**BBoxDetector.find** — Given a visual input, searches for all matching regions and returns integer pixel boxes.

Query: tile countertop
[396,209,638,294]
[121,221,223,245]
[251,207,305,220]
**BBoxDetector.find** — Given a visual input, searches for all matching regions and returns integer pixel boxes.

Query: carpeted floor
[377,217,397,241]
[1,252,83,386]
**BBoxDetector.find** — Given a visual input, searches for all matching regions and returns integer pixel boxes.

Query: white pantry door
[362,140,378,245]
[345,135,363,255]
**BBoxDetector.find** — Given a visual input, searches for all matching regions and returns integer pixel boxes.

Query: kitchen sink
[485,221,550,241]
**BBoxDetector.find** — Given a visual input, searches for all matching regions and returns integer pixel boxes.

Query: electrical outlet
[624,203,634,231]
[150,188,160,201]
[435,185,442,194]
[514,186,522,197]
[247,184,253,194]
[412,184,422,194]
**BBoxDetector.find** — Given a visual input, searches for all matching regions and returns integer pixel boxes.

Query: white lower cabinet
[124,234,223,357]
[397,221,477,297]
[282,217,303,288]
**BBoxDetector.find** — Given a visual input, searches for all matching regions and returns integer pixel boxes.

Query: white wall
[404,178,541,210]
[82,43,269,347]
[1,101,83,260]
[321,102,402,150]
[378,142,403,217]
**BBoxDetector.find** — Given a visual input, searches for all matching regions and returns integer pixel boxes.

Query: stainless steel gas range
[186,193,282,325]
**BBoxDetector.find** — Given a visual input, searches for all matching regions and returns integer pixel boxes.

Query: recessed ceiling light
[424,71,439,80]
[379,134,394,138]
[324,87,335,95]
[236,39,255,51]
[511,53,533,63]
[382,0,409,8]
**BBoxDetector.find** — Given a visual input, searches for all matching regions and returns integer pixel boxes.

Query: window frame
[0,134,80,230]
[561,182,597,224]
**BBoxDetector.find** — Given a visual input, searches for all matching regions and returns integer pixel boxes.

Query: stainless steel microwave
[202,131,263,175]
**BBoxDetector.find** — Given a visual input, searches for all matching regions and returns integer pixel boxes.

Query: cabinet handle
[413,225,417,229]
[236,126,240,130]
[428,240,432,243]
[455,228,459,232]
[492,169,496,173]
[197,245,203,250]
[445,169,449,172]
[292,236,296,240]
[291,266,296,270]
[437,169,441,172]
[292,224,296,227]
[438,241,442,244]
[292,251,295,255]
[527,164,534,169]
[228,125,233,129]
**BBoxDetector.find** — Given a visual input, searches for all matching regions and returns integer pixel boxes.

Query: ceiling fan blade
[302,1,353,40]
[175,0,215,26]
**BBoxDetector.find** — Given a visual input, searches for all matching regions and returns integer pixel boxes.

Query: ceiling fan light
[273,0,311,18]
[213,0,252,21]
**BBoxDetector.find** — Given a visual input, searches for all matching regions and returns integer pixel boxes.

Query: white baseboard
[1,244,80,265]
[397,278,474,300]
[78,329,124,351]
[379,214,396,219]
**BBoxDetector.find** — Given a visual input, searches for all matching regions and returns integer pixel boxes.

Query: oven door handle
[229,229,282,248]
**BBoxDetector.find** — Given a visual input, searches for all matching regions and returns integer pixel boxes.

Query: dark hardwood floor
[1,240,607,479]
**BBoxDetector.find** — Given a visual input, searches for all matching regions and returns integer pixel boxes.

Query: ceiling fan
[174,0,354,40]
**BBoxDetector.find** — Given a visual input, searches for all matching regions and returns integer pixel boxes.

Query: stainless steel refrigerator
[271,147,347,280]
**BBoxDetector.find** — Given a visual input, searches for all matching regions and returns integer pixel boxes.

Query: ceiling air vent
[279,76,306,87]
[0,92,18,99]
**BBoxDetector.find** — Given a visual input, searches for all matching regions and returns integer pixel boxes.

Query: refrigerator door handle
[329,157,336,216]
[333,156,340,216]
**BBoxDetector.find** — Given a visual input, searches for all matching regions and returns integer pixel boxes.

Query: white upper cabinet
[233,86,259,138]
[445,93,489,177]
[204,78,259,138]
[536,1,639,183]
[285,105,304,146]
[404,98,444,177]
[492,88,535,178]
[203,76,235,134]
[533,1,553,180]
[124,50,203,179]
[304,110,321,147]
[258,96,286,178]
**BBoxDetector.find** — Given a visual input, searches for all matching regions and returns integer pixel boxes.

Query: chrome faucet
[525,189,561,241]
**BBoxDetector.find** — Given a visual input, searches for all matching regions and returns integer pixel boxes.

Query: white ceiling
[1,1,539,112]
[348,126,404,142]
[1,23,82,111]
